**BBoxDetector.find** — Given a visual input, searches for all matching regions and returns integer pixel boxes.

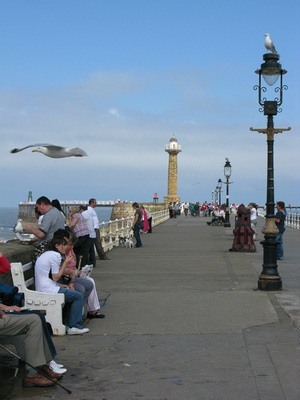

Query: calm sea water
[0,207,113,242]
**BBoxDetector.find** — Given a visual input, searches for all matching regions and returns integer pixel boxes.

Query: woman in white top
[34,235,89,335]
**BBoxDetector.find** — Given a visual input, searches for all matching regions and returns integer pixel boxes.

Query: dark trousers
[148,217,152,233]
[73,234,93,267]
[89,242,96,267]
[94,228,107,259]
[133,223,142,247]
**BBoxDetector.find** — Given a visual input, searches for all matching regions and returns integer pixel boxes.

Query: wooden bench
[10,262,66,336]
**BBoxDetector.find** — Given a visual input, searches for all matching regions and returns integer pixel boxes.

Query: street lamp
[214,187,218,205]
[250,48,291,291]
[223,158,232,227]
[217,179,222,205]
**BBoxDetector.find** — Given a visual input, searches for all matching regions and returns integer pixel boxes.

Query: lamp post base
[224,222,231,227]
[258,274,282,291]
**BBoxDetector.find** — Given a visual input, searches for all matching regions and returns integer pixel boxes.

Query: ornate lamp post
[250,47,291,291]
[217,179,222,205]
[223,158,232,227]
[214,187,218,205]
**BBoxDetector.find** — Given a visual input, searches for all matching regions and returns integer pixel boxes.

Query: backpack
[0,283,24,307]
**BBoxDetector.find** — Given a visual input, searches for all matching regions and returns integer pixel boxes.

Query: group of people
[0,195,114,388]
[27,196,108,328]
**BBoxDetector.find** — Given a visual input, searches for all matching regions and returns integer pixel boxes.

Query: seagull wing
[68,147,88,157]
[10,143,54,153]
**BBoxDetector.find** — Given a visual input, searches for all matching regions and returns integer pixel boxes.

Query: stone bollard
[229,204,256,252]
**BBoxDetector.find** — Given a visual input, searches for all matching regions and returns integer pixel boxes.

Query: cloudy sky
[0,0,299,207]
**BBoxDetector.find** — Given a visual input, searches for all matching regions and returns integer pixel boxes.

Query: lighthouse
[164,135,182,204]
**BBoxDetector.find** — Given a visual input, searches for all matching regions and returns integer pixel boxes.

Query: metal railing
[258,206,300,230]
[99,208,169,251]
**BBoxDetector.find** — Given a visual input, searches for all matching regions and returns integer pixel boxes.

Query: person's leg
[74,278,93,303]
[89,240,96,267]
[58,287,84,329]
[276,233,284,259]
[1,314,52,367]
[85,277,101,312]
[93,229,105,258]
[148,217,152,233]
[133,225,142,247]
[22,310,56,359]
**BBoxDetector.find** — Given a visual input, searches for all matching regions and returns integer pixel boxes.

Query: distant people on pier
[87,198,110,260]
[194,202,200,217]
[132,202,143,248]
[168,202,174,218]
[183,202,189,216]
[140,205,151,233]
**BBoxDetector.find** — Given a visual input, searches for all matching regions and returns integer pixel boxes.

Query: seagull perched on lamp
[10,144,88,158]
[264,33,277,54]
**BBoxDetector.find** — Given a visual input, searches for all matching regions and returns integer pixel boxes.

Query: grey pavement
[2,215,300,400]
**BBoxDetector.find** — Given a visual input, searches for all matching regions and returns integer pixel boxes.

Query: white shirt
[250,208,258,220]
[35,251,62,294]
[87,206,100,229]
[82,210,96,238]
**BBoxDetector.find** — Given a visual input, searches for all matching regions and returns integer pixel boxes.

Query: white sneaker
[49,360,67,374]
[49,359,64,368]
[67,327,89,335]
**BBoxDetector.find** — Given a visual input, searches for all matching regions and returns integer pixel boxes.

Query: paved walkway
[2,215,300,400]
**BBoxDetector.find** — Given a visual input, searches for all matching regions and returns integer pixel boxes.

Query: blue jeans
[133,223,142,247]
[74,278,93,303]
[58,287,84,329]
[276,233,284,259]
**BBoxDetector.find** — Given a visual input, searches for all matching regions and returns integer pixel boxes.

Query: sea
[0,207,113,243]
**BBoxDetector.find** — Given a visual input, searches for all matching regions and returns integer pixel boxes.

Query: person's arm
[274,211,281,224]
[24,224,46,239]
[67,216,79,230]
[0,303,21,313]
[51,254,74,282]
[132,211,139,226]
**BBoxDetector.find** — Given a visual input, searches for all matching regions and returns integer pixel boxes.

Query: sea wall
[0,242,34,286]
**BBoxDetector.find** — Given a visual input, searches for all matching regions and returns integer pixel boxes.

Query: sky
[0,0,299,208]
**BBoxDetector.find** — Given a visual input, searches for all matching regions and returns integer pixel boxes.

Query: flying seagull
[10,144,88,158]
[264,33,277,54]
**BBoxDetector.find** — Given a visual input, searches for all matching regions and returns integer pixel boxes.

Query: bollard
[229,204,256,252]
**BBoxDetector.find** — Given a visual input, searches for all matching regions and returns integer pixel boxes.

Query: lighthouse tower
[164,135,182,204]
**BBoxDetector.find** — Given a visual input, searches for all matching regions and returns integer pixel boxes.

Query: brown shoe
[41,364,63,380]
[22,373,56,387]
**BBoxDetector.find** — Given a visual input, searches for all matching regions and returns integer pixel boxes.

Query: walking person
[87,198,110,260]
[275,201,286,260]
[132,202,143,248]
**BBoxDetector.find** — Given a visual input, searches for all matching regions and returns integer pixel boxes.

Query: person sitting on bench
[0,304,65,388]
